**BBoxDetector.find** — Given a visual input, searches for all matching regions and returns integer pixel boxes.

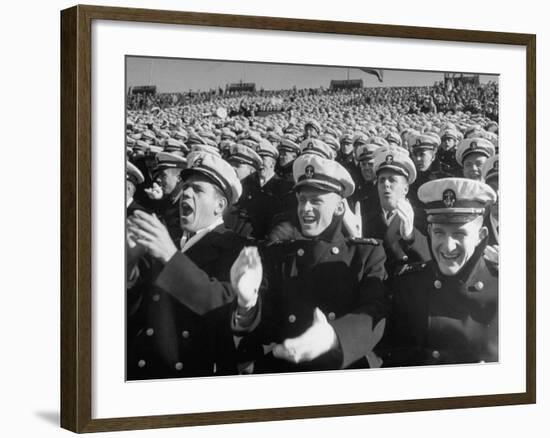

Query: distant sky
[126,56,498,93]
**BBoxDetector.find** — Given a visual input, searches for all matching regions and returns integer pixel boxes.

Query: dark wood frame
[60,4,536,433]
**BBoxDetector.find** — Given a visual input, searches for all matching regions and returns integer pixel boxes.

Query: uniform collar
[180,217,224,253]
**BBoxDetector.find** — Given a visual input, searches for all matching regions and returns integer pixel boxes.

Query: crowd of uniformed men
[125,84,500,380]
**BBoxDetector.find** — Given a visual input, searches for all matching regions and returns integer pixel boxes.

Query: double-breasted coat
[234,225,389,374]
[380,245,498,367]
[127,224,246,380]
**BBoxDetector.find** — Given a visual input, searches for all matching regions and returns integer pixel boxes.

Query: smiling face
[296,187,344,237]
[179,173,227,233]
[429,216,488,276]
[462,152,488,181]
[377,169,409,211]
[412,148,436,172]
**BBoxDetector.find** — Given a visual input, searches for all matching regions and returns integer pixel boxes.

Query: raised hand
[273,308,338,363]
[127,210,177,263]
[144,182,163,200]
[230,246,263,310]
[342,199,362,238]
[395,198,415,240]
[126,219,147,269]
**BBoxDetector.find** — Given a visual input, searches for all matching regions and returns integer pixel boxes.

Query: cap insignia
[305,165,315,179]
[385,154,394,165]
[192,157,203,168]
[469,141,477,150]
[443,189,456,208]
[493,160,499,172]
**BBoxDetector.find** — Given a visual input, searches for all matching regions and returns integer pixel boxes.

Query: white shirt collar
[381,207,397,226]
[180,217,224,253]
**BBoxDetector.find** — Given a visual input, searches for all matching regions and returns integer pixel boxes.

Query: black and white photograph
[125,57,500,381]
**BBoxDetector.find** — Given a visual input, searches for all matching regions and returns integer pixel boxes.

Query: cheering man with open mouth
[126,151,247,380]
[229,154,388,374]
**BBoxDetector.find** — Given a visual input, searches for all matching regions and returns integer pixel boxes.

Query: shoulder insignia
[265,238,296,248]
[350,237,380,246]
[396,261,427,276]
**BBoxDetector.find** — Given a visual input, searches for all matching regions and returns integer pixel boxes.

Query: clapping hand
[230,247,263,310]
[395,198,415,241]
[127,210,177,263]
[144,182,163,200]
[342,199,362,238]
[273,308,338,363]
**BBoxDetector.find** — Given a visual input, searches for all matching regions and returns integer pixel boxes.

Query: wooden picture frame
[60,4,536,433]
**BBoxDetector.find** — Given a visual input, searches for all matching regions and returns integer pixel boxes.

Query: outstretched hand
[273,308,338,363]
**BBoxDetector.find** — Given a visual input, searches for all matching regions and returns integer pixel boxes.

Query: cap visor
[293,179,342,195]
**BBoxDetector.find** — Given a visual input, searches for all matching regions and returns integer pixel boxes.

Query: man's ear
[479,225,489,242]
[214,196,228,216]
[403,183,409,196]
[334,197,346,216]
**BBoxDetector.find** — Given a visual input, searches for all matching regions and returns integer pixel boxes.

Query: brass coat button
[331,247,340,255]
[297,249,305,256]
[434,280,442,289]
[288,314,296,323]
[182,330,190,339]
[474,281,484,291]
[146,328,154,336]
[328,312,336,321]
[174,362,184,371]
[138,359,146,368]
[432,350,441,359]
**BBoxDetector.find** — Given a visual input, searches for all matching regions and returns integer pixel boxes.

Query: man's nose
[441,236,457,252]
